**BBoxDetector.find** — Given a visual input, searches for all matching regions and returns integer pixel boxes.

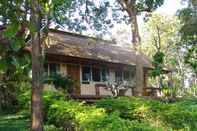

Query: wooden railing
[144,87,162,97]
[95,84,133,96]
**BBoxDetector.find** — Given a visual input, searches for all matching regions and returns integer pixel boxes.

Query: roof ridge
[49,29,139,53]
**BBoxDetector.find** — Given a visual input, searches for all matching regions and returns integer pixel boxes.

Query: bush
[47,99,159,131]
[17,90,31,110]
[47,100,104,130]
[82,113,158,131]
[96,96,197,130]
[44,125,63,131]
[17,89,197,130]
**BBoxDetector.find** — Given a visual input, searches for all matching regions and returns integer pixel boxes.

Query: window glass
[82,66,91,82]
[130,67,136,80]
[124,70,130,81]
[92,67,101,82]
[49,63,60,75]
[130,67,136,86]
[115,70,123,82]
[45,63,60,75]
[44,63,49,75]
[101,67,109,81]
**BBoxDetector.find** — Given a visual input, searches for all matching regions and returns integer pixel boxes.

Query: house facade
[44,30,160,98]
[0,26,170,98]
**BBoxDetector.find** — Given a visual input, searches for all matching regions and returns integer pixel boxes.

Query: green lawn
[0,113,29,131]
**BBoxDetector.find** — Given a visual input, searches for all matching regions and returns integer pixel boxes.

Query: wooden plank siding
[67,64,81,96]
[46,54,149,97]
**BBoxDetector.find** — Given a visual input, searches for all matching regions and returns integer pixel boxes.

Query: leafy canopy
[178,0,197,74]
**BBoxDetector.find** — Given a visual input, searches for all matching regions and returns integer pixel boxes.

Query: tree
[117,0,164,95]
[141,13,196,95]
[141,13,180,77]
[178,0,197,75]
[0,0,72,130]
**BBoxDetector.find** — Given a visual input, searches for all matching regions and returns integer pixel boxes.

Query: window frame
[115,69,123,82]
[101,67,109,82]
[81,65,110,84]
[81,65,92,84]
[44,62,60,76]
[92,66,101,82]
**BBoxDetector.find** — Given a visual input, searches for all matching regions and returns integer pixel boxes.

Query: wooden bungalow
[44,29,169,99]
[0,25,170,99]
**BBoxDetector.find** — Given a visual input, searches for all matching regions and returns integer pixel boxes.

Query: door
[67,64,80,96]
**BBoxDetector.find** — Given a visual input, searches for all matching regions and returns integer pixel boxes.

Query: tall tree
[0,0,72,130]
[141,14,181,89]
[117,0,164,95]
[178,0,197,75]
[30,0,44,130]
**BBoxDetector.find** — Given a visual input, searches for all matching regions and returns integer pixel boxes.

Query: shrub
[17,89,197,130]
[47,100,104,130]
[47,99,159,131]
[44,125,63,131]
[96,96,197,130]
[17,90,31,110]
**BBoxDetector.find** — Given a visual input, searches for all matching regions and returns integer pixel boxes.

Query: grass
[0,113,29,131]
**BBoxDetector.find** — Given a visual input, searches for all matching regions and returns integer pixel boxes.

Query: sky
[156,0,185,15]
[137,0,186,31]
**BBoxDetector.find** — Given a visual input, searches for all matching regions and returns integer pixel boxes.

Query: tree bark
[31,0,43,131]
[128,8,144,96]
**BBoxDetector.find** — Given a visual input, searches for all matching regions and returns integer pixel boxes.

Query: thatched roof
[46,29,153,68]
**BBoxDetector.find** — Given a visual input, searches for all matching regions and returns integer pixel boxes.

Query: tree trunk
[31,0,43,131]
[129,9,144,96]
[129,11,140,45]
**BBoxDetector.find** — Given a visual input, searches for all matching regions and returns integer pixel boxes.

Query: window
[44,63,60,75]
[92,67,101,82]
[82,66,91,83]
[124,70,130,81]
[123,67,136,86]
[44,63,49,75]
[81,66,109,83]
[130,67,136,80]
[115,70,123,82]
[49,63,60,75]
[101,68,109,81]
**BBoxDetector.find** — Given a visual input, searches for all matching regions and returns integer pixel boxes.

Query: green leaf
[0,59,8,73]
[27,22,37,34]
[10,37,25,52]
[3,23,20,39]
[11,57,19,67]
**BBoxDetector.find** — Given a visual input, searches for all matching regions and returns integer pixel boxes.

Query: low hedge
[96,97,197,130]
[17,89,197,130]
[47,99,158,131]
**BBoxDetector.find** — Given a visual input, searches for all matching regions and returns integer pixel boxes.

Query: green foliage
[0,82,18,112]
[136,0,164,11]
[43,73,75,93]
[97,97,197,130]
[44,125,63,131]
[17,90,31,111]
[55,0,164,36]
[178,0,197,74]
[0,113,29,131]
[5,89,197,131]
[47,98,158,131]
[151,51,165,77]
[184,47,197,75]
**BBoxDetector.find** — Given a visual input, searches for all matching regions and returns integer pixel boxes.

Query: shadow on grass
[0,113,30,131]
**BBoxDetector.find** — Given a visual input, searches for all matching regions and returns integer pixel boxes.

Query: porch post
[143,69,148,96]
[134,54,144,96]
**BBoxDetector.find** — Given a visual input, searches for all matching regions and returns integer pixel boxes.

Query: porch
[45,55,141,97]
